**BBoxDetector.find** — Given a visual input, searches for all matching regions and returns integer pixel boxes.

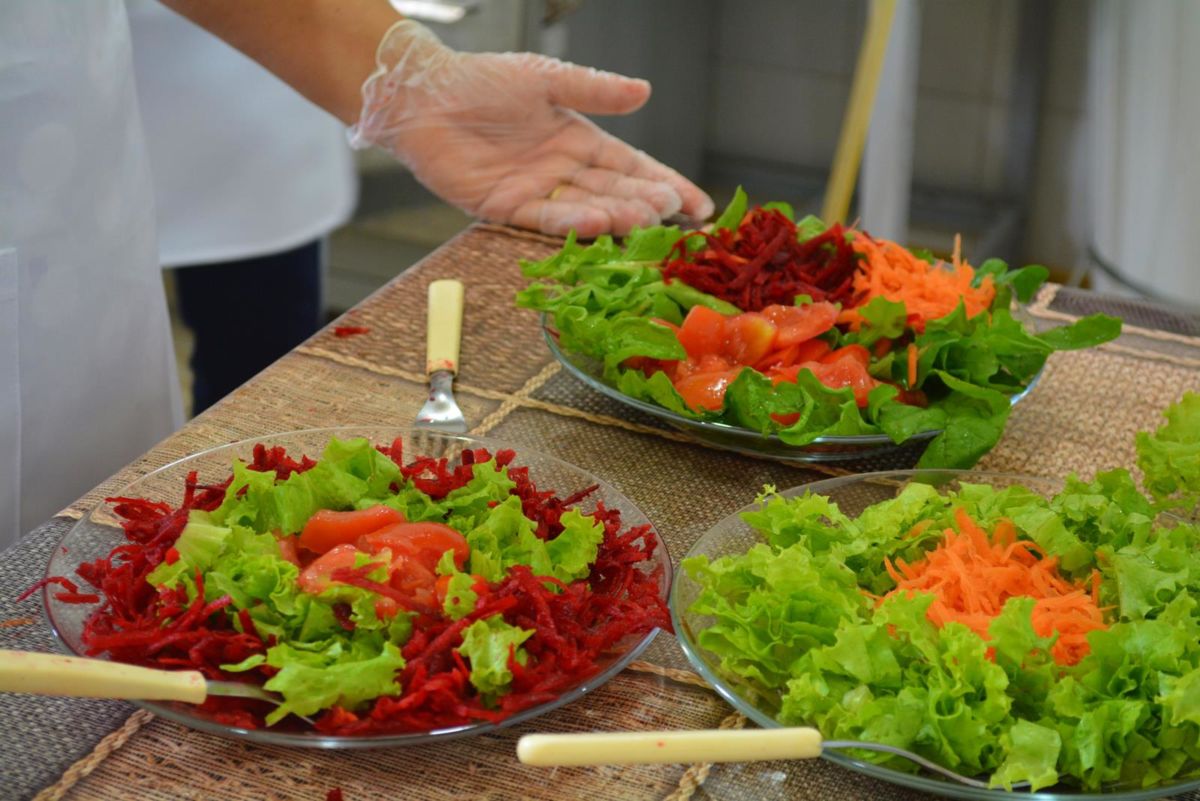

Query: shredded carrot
[881,508,1107,666]
[906,343,918,388]
[838,233,995,332]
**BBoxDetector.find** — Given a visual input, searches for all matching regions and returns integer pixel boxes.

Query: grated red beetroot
[41,440,670,733]
[662,207,859,311]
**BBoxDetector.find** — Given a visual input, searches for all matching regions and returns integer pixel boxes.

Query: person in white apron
[0,1,182,549]
[0,0,711,550]
[127,1,357,414]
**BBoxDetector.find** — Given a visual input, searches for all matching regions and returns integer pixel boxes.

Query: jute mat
[3,224,1199,801]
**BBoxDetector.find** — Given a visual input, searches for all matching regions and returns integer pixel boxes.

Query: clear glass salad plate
[669,470,1200,801]
[541,316,1043,464]
[43,427,672,749]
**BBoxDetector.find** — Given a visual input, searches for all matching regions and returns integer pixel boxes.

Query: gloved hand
[349,20,713,237]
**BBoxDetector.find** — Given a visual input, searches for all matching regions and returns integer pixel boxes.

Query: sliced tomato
[762,302,839,347]
[676,305,728,359]
[357,522,469,572]
[805,355,879,407]
[821,344,871,370]
[793,338,833,364]
[297,544,365,595]
[771,412,802,426]
[754,342,800,372]
[724,313,777,365]
[766,364,801,386]
[674,368,741,412]
[275,534,302,568]
[385,552,438,613]
[299,505,405,555]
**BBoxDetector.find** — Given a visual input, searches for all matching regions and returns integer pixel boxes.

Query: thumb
[542,59,651,116]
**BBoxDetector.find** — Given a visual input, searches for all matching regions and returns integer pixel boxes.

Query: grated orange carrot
[838,232,996,332]
[906,343,919,388]
[880,508,1107,666]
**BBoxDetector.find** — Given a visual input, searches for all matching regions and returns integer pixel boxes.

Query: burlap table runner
[3,224,1199,801]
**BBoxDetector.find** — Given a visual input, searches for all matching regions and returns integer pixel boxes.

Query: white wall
[707,0,1093,268]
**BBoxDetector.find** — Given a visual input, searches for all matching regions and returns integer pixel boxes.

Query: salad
[681,393,1200,792]
[517,188,1122,468]
[34,437,670,733]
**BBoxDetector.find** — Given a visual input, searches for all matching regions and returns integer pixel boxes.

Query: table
[4,224,1200,801]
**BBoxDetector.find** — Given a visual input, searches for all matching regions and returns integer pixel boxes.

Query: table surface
[4,223,1200,801]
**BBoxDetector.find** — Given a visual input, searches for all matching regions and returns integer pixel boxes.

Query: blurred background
[129,0,1198,416]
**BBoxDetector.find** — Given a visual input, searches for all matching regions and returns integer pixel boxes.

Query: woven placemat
[4,225,1199,801]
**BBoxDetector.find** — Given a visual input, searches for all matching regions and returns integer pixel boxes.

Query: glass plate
[43,427,671,749]
[541,315,1042,463]
[670,470,1200,800]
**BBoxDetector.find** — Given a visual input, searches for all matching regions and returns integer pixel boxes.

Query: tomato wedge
[387,552,438,614]
[357,522,469,572]
[275,534,302,567]
[298,544,366,594]
[299,505,405,554]
[724,313,777,365]
[805,354,879,407]
[676,305,728,360]
[762,302,839,347]
[821,344,871,370]
[674,369,741,412]
[769,354,879,407]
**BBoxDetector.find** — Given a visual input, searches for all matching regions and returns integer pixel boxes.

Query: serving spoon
[0,649,313,724]
[517,728,1030,791]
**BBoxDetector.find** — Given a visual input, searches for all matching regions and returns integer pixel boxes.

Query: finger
[549,185,662,235]
[541,59,651,116]
[569,168,683,219]
[507,198,611,238]
[578,130,715,220]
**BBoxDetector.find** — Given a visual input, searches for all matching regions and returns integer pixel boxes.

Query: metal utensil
[517,728,1029,791]
[414,279,467,435]
[0,649,312,724]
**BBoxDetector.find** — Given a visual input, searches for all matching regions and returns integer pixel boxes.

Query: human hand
[349,20,713,237]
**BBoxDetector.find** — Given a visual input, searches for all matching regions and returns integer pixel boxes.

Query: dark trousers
[175,239,322,415]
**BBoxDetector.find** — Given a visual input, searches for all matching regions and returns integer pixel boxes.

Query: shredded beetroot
[34,439,669,735]
[16,576,100,605]
[333,326,371,338]
[663,207,859,311]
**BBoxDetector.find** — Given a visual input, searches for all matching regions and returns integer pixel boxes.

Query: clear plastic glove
[348,20,713,237]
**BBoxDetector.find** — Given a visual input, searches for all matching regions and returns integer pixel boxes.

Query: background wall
[564,0,1094,271]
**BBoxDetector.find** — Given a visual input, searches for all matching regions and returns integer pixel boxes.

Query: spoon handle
[517,727,823,766]
[0,649,206,703]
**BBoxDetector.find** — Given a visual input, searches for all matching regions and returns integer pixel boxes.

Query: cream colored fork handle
[426,279,464,375]
[517,727,823,766]
[0,649,207,703]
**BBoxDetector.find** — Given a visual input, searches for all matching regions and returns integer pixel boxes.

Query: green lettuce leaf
[465,496,603,584]
[1135,391,1200,504]
[457,614,533,700]
[436,549,479,621]
[259,637,406,725]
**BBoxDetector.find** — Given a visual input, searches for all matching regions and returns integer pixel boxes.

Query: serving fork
[518,728,1031,791]
[414,279,467,436]
[0,649,313,724]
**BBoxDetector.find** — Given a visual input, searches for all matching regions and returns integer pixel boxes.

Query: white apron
[0,1,182,548]
[125,0,356,267]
